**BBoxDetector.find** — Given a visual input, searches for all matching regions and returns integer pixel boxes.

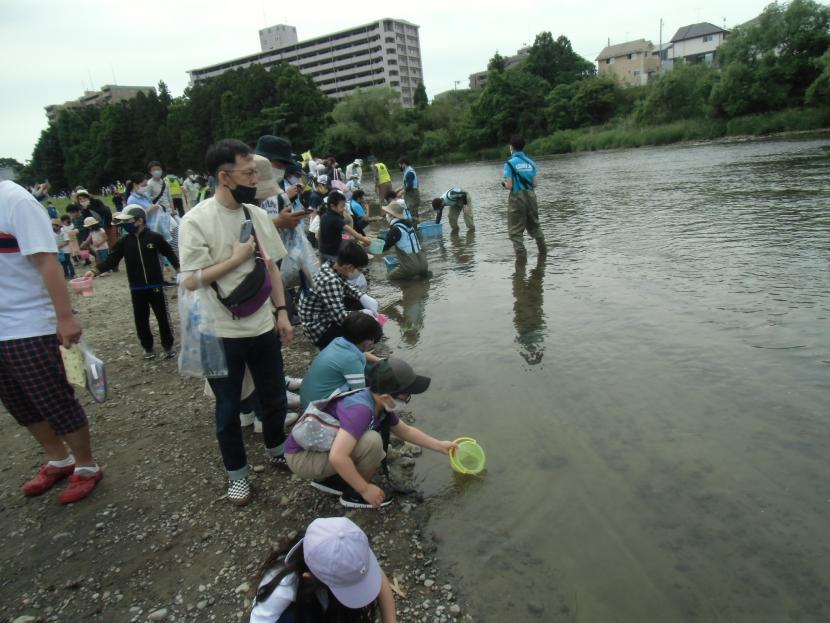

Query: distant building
[45,85,156,122]
[468,47,531,90]
[666,22,729,67]
[0,166,16,182]
[595,39,660,86]
[188,18,424,108]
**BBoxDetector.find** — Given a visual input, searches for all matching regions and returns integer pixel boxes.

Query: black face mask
[229,183,257,205]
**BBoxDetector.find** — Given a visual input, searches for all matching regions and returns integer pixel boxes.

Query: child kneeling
[284,358,456,509]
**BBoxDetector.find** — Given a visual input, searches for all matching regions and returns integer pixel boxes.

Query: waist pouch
[210,206,272,319]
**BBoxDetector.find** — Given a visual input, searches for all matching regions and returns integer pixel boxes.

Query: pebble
[234,582,250,594]
[147,608,168,621]
[196,601,208,610]
[424,579,435,588]
[12,616,39,623]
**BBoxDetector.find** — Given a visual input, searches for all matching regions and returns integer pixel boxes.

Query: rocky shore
[0,270,469,623]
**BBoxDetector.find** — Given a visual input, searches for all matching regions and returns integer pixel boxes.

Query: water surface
[371,139,830,622]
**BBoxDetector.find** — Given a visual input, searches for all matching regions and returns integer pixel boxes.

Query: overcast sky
[1,0,770,163]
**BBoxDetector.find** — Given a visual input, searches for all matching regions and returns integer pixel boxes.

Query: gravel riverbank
[0,270,470,623]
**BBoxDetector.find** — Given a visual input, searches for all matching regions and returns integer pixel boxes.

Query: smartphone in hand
[240,219,253,242]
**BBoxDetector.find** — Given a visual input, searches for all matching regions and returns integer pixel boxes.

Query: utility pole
[659,18,664,72]
[454,80,460,90]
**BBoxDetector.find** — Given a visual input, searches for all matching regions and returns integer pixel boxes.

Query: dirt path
[0,271,469,623]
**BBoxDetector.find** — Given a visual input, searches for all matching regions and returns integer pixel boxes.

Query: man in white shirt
[0,181,103,504]
[178,139,294,506]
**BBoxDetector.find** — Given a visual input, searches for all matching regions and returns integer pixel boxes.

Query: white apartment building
[667,22,729,66]
[188,18,424,107]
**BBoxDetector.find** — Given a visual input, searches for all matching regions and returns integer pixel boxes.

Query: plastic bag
[79,339,108,403]
[279,219,319,289]
[177,276,228,379]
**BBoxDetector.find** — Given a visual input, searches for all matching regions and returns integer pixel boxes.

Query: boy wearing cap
[432,187,475,232]
[285,358,456,509]
[84,206,179,360]
[381,202,429,280]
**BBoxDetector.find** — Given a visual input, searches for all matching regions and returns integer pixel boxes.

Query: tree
[487,52,507,72]
[635,63,718,123]
[806,49,830,104]
[413,82,428,110]
[545,76,624,131]
[712,0,830,115]
[524,32,595,86]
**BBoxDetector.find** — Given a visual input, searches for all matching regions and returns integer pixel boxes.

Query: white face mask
[384,397,409,412]
[286,175,300,186]
[272,167,284,183]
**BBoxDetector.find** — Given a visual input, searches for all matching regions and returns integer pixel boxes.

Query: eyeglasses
[395,394,412,403]
[221,167,259,180]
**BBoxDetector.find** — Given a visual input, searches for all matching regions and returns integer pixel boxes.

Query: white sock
[48,455,75,468]
[74,465,99,475]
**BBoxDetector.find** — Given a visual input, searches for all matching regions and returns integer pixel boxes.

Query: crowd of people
[2,132,545,622]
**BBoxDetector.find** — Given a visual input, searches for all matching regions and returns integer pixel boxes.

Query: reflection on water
[369,138,830,623]
[512,257,546,365]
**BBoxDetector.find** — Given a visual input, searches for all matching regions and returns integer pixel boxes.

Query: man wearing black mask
[178,139,294,507]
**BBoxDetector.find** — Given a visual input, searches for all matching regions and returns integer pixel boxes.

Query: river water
[368,138,830,622]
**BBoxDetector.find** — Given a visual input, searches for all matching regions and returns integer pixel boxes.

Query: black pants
[207,331,287,476]
[130,288,174,351]
[173,197,185,218]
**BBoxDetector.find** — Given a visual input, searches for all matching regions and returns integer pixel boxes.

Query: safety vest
[441,187,464,206]
[375,163,391,185]
[166,176,183,196]
[402,165,419,190]
[391,220,421,255]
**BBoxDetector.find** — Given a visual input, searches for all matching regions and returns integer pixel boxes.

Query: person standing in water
[502,135,546,259]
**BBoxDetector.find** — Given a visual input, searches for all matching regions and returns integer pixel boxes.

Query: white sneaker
[240,411,255,427]
[227,477,251,506]
[286,391,301,410]
[253,418,263,434]
[285,376,303,391]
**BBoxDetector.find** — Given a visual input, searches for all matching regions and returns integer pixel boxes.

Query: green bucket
[449,437,486,475]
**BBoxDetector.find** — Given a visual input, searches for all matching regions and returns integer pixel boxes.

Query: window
[391,80,400,86]
[633,70,641,76]
[386,48,395,55]
[608,57,615,64]
[385,37,394,43]
[389,70,398,76]
[702,34,713,43]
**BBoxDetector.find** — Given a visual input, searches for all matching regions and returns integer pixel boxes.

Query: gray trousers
[507,190,545,254]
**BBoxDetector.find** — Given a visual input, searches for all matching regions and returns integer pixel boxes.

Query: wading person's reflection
[384,279,431,347]
[512,257,546,364]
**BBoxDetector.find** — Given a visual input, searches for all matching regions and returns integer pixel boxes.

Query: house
[667,22,729,66]
[595,39,660,86]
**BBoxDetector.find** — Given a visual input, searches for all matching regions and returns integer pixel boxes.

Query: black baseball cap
[368,358,431,396]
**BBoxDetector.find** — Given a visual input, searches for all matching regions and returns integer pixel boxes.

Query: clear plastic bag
[79,338,107,403]
[279,220,319,289]
[177,276,228,379]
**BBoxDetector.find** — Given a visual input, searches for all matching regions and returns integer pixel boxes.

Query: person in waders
[380,201,429,280]
[502,134,547,260]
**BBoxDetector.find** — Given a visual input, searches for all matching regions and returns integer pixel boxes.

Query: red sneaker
[21,464,75,497]
[58,469,104,504]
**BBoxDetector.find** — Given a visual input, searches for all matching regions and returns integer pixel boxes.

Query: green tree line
[16,0,830,191]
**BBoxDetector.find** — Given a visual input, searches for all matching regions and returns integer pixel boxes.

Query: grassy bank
[423,107,830,165]
[529,107,830,156]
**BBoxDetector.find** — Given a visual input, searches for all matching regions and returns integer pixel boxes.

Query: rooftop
[670,22,728,43]
[596,38,654,61]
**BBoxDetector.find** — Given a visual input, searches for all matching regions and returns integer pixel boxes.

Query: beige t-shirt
[179,197,286,338]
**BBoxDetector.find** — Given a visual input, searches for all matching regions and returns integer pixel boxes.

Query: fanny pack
[211,206,272,319]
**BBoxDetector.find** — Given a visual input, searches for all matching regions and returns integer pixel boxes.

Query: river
[368,137,830,622]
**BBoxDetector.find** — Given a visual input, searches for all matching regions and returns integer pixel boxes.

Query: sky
[1,0,771,163]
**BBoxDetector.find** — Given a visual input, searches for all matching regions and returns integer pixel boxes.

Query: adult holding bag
[178,139,294,507]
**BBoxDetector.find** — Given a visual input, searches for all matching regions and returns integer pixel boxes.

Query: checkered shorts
[0,334,88,435]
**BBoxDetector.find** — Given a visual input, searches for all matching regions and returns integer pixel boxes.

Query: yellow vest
[167,176,183,196]
[375,162,391,184]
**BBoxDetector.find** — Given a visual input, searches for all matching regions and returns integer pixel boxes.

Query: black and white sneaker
[143,350,156,360]
[310,474,349,496]
[163,348,176,360]
[339,486,393,509]
[227,477,251,506]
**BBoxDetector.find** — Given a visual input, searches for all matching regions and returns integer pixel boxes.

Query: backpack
[290,389,368,452]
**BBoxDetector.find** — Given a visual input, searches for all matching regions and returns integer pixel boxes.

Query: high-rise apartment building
[188,18,424,107]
